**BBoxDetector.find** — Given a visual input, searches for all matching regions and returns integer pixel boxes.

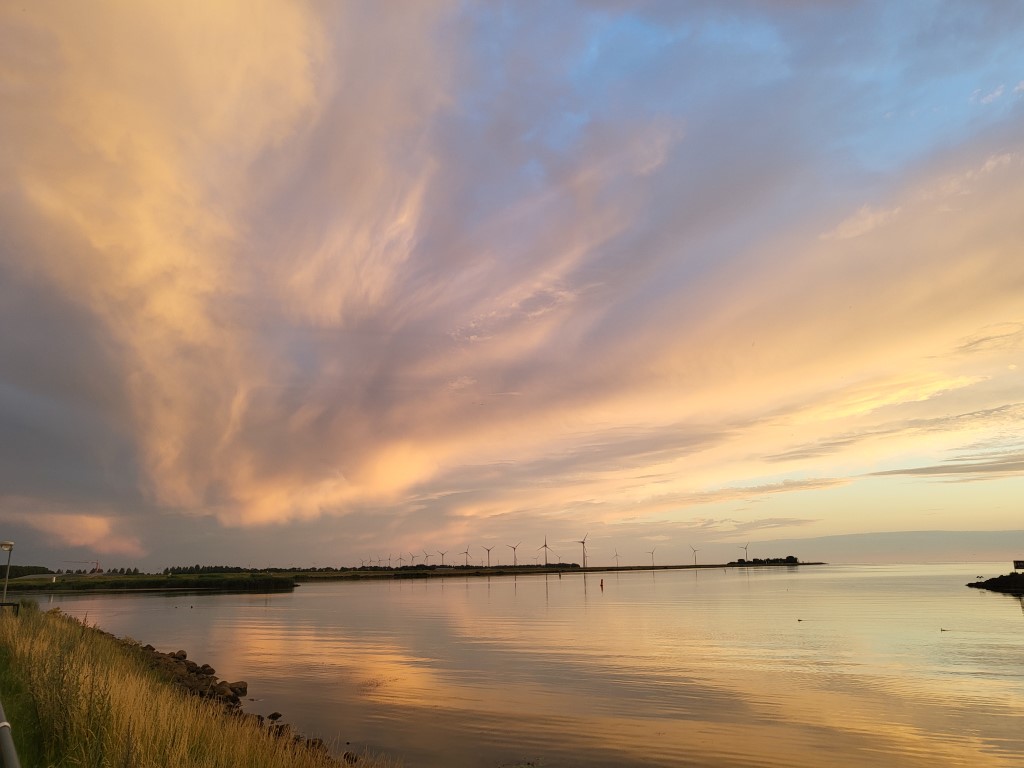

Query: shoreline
[11,561,827,592]
[0,602,393,767]
[967,571,1024,595]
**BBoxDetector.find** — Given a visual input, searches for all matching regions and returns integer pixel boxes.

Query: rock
[268,711,283,721]
[200,663,216,675]
[172,649,187,660]
[228,680,248,696]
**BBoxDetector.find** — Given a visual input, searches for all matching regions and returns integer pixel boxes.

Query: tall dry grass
[0,602,399,768]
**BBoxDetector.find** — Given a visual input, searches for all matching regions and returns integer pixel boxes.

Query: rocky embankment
[128,641,354,762]
[966,572,1024,595]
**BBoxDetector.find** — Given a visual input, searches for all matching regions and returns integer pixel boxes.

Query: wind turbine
[423,550,432,566]
[483,545,494,567]
[461,546,471,567]
[438,550,448,566]
[409,552,419,566]
[739,543,750,561]
[538,536,554,566]
[690,545,700,566]
[507,542,521,566]
[396,554,405,567]
[647,547,656,567]
[614,549,621,568]
[577,533,589,568]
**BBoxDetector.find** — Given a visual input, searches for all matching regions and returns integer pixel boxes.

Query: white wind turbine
[483,545,494,567]
[614,549,621,568]
[647,547,656,567]
[461,546,471,567]
[577,533,589,569]
[690,545,700,566]
[538,536,554,566]
[423,550,432,566]
[409,552,419,566]
[739,542,750,560]
[507,542,521,566]
[438,550,448,566]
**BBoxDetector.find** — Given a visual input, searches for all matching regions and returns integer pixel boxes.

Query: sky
[2,1,1023,571]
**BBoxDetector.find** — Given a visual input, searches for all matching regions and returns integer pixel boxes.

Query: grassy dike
[10,572,298,592]
[0,601,398,767]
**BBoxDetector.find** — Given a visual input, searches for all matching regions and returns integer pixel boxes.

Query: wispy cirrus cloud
[3,1,1024,567]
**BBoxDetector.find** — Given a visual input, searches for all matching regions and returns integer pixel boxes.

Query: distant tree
[7,565,53,578]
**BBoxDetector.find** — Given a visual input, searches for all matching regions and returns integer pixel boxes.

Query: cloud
[4,498,145,558]
[953,323,1024,354]
[870,449,1024,481]
[3,2,1024,566]
[820,204,901,240]
[972,84,1005,104]
[766,403,1024,463]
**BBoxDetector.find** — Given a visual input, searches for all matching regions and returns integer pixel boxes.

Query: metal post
[0,695,22,768]
[0,542,12,603]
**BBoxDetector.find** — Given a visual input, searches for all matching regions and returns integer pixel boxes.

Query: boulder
[228,680,248,696]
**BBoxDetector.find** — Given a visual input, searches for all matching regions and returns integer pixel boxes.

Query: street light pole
[1,541,13,602]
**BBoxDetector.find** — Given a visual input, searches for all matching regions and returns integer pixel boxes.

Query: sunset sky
[2,1,1023,570]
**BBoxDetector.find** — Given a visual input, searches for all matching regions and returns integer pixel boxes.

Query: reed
[0,602,399,768]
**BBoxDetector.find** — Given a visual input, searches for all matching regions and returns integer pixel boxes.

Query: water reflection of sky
[38,564,1024,767]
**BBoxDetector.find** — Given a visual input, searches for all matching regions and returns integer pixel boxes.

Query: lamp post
[1,541,13,602]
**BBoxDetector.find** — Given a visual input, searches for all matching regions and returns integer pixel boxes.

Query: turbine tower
[483,545,494,567]
[438,550,448,566]
[409,552,418,566]
[690,545,700,566]
[739,542,750,560]
[614,549,621,568]
[647,547,656,567]
[423,550,432,566]
[577,533,589,569]
[507,542,521,567]
[461,546,471,567]
[538,536,554,566]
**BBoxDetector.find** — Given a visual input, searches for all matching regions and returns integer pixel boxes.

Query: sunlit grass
[0,602,399,767]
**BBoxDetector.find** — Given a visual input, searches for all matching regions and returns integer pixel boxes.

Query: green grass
[0,602,398,767]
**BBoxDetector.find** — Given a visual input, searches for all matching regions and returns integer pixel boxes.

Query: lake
[30,563,1024,767]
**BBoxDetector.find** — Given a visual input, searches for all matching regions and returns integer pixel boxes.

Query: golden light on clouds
[2,2,1023,565]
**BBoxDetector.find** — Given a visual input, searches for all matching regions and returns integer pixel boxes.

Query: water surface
[35,564,1024,767]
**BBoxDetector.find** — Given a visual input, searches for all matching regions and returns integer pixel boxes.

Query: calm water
[30,564,1024,767]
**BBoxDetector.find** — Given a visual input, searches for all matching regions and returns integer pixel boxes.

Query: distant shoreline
[8,572,297,594]
[967,571,1024,595]
[297,561,827,582]
[8,561,827,593]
